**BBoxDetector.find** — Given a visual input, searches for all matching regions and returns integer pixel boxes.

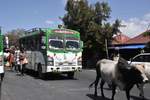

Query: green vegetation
[62,0,121,61]
[143,31,150,52]
[5,29,26,46]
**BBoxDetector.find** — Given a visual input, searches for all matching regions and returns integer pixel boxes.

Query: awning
[109,44,146,49]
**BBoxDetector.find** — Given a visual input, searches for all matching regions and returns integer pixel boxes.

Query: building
[110,31,150,60]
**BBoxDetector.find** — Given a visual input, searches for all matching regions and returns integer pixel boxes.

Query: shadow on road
[25,69,78,81]
[87,94,150,100]
[86,94,111,100]
[131,95,150,100]
[40,73,78,81]
[0,81,2,100]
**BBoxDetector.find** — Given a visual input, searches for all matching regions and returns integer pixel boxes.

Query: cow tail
[96,61,101,77]
[89,61,101,89]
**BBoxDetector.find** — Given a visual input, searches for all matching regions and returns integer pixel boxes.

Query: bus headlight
[47,56,54,66]
[77,57,82,66]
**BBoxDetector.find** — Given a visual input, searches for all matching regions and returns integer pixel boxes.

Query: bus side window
[23,39,28,49]
[29,37,34,50]
[41,36,46,44]
[32,39,36,50]
[36,35,40,50]
[26,39,30,50]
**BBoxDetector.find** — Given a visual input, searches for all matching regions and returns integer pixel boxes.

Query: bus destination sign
[53,29,74,34]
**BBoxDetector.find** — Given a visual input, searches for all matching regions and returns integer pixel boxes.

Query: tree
[145,42,150,52]
[143,24,150,52]
[62,0,121,67]
[63,0,90,41]
[143,30,150,52]
[5,28,26,47]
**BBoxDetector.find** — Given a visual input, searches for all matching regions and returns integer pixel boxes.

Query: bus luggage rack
[23,28,46,36]
[26,28,42,33]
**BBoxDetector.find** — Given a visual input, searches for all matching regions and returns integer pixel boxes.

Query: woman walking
[19,49,28,76]
[14,46,20,73]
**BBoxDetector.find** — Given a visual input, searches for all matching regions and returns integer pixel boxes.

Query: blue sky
[0,0,150,37]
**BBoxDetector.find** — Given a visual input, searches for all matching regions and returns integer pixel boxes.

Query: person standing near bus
[19,49,28,76]
[14,46,20,73]
[6,48,14,70]
[10,47,15,71]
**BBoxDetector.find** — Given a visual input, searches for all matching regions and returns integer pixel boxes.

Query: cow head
[130,64,148,84]
[117,57,148,84]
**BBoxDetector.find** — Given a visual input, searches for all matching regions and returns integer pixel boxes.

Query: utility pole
[105,38,109,59]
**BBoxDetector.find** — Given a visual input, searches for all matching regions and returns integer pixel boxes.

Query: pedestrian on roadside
[4,48,10,68]
[6,48,14,70]
[14,46,20,73]
[10,46,15,71]
[19,48,28,76]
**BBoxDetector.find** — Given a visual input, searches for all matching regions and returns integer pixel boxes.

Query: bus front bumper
[46,66,82,73]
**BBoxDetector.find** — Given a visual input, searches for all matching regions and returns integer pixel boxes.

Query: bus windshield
[49,39,63,49]
[66,40,80,50]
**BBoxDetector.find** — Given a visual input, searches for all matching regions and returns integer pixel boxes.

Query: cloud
[45,20,54,25]
[119,13,150,37]
[45,19,63,28]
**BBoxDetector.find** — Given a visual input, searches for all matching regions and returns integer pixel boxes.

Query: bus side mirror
[80,41,83,48]
[41,36,46,44]
[41,46,46,49]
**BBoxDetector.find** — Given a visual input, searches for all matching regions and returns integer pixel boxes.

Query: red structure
[110,31,150,60]
[112,33,130,45]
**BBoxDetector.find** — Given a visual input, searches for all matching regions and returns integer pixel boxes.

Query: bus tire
[0,73,4,82]
[67,72,74,79]
[38,64,43,79]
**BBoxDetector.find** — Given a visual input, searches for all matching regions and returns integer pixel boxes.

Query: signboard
[53,29,74,34]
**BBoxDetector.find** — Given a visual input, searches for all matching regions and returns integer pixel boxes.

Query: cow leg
[111,84,116,100]
[125,85,133,100]
[137,83,144,98]
[94,75,100,96]
[89,63,101,97]
[100,79,105,98]
[89,75,100,97]
[125,89,130,100]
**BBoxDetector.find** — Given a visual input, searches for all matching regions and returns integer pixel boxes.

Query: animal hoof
[139,94,144,98]
[102,95,105,98]
[94,94,97,97]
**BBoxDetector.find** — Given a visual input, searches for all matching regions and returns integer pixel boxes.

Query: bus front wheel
[38,65,43,79]
[67,72,74,79]
[0,73,4,82]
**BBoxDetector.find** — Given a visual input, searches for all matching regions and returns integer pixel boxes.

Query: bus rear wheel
[38,65,43,79]
[0,73,4,82]
[67,72,74,79]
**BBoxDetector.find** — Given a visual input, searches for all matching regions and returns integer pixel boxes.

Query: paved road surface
[0,69,150,100]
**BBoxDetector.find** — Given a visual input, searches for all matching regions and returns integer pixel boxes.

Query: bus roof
[20,28,80,38]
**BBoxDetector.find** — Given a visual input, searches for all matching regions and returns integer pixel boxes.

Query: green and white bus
[19,28,83,78]
[0,28,4,81]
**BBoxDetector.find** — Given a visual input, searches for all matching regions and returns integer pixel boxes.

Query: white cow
[89,54,119,96]
[135,64,150,98]
[90,57,148,100]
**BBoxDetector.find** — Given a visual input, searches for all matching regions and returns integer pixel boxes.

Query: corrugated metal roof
[125,31,150,44]
[112,33,130,45]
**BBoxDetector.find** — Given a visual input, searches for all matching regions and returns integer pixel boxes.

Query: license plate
[62,67,70,70]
